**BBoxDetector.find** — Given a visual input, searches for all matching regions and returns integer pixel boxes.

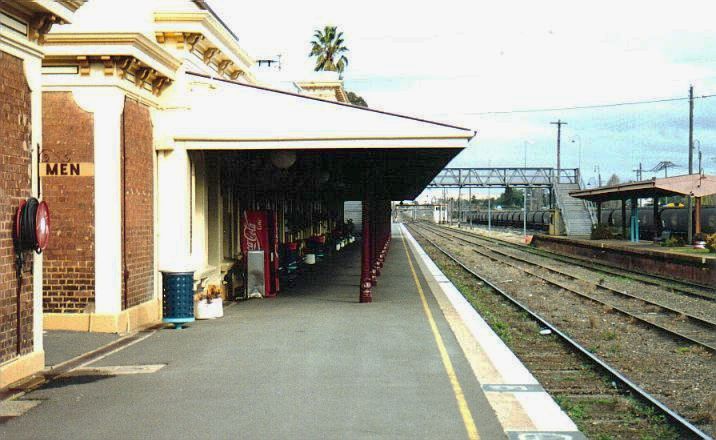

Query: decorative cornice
[202,47,218,64]
[52,54,174,96]
[154,11,254,68]
[28,13,59,42]
[28,0,80,23]
[296,81,350,103]
[155,28,251,83]
[43,32,182,77]
[58,1,85,12]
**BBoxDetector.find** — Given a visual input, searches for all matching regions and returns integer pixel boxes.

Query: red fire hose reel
[14,198,50,254]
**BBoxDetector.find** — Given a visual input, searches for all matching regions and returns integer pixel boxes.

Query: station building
[1,0,473,387]
[0,0,82,388]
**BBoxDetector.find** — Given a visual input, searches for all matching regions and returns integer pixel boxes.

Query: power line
[457,93,716,116]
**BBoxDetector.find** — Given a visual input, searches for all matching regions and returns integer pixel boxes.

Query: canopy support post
[630,196,639,242]
[621,199,627,240]
[653,197,660,241]
[370,196,377,287]
[359,199,372,303]
[695,196,702,235]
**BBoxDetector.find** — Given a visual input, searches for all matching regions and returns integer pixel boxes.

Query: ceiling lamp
[318,170,330,184]
[270,150,297,169]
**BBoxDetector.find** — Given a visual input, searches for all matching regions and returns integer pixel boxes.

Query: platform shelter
[569,174,716,242]
[156,72,475,303]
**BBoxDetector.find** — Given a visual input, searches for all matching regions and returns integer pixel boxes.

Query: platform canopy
[569,174,716,203]
[158,72,474,199]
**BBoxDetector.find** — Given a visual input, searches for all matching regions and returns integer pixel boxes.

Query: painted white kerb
[400,224,579,433]
[73,88,125,314]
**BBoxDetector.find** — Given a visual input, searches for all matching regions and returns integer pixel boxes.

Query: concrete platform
[43,331,121,367]
[1,225,580,439]
[532,233,715,287]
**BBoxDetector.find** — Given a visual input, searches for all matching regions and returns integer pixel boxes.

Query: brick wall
[122,98,154,309]
[0,51,34,362]
[42,92,95,313]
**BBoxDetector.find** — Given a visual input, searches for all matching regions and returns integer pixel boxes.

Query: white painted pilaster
[206,156,224,284]
[25,53,44,353]
[73,88,125,314]
[191,152,208,270]
[157,147,193,272]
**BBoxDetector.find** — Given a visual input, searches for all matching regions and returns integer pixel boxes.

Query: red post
[376,199,386,272]
[360,199,372,303]
[379,200,389,264]
[375,200,383,277]
[370,197,378,286]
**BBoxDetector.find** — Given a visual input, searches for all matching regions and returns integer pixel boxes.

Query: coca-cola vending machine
[241,210,279,297]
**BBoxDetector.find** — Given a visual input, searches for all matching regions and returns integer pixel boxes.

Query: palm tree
[309,26,349,77]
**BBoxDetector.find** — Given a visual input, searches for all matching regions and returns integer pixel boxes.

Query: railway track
[445,223,716,301]
[405,223,713,440]
[416,222,716,352]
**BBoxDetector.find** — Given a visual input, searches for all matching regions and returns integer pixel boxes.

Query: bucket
[211,298,224,318]
[195,299,215,320]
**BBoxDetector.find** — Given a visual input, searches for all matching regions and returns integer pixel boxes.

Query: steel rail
[406,224,712,440]
[421,224,716,331]
[417,223,716,352]
[438,223,716,301]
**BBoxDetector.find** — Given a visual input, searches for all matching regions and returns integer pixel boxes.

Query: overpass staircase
[427,167,595,236]
[555,182,595,236]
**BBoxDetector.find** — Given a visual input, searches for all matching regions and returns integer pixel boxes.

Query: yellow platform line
[400,228,480,440]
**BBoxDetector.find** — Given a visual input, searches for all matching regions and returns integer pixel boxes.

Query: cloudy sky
[213,0,716,194]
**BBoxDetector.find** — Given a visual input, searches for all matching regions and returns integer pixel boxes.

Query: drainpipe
[121,110,128,310]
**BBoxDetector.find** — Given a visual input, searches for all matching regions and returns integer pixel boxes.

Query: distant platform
[531,234,715,288]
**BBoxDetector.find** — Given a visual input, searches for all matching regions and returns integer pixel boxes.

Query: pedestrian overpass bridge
[427,167,580,188]
[425,167,595,236]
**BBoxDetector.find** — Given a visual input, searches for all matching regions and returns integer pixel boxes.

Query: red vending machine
[241,210,279,297]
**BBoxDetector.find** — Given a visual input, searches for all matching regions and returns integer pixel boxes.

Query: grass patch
[602,330,617,341]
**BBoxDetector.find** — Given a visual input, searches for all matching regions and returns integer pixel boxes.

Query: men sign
[40,162,94,177]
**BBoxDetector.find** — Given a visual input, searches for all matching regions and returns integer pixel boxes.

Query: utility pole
[457,185,462,227]
[523,141,529,239]
[468,187,472,228]
[487,160,492,231]
[487,188,492,231]
[551,120,567,184]
[687,85,694,244]
[633,162,643,181]
[689,86,694,175]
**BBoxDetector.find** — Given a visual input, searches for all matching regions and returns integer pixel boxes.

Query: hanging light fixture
[318,170,330,184]
[270,150,297,169]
